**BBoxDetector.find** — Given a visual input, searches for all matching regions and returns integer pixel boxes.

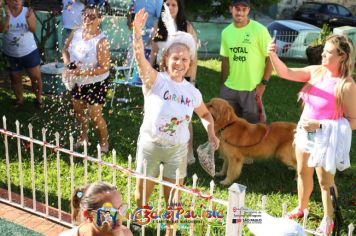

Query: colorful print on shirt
[159,115,190,136]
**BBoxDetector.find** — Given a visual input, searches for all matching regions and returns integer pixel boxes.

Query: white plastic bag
[248,212,306,236]
[197,141,215,177]
[62,70,76,91]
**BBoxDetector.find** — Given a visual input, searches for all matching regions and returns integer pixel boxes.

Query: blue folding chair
[110,57,142,108]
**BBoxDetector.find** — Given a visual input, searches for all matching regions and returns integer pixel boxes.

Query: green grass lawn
[0,59,355,235]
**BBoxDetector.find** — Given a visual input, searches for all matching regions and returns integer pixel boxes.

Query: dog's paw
[219,178,232,185]
[215,171,226,177]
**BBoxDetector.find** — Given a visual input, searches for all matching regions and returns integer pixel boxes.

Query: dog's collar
[218,121,236,134]
[220,124,271,148]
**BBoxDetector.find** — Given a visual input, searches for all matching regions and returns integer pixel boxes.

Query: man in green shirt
[220,0,273,123]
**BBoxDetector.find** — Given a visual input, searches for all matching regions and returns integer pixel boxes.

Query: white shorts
[294,122,318,153]
[135,139,188,179]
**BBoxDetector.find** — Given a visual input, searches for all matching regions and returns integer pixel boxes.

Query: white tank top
[68,28,109,86]
[62,0,85,29]
[2,7,38,57]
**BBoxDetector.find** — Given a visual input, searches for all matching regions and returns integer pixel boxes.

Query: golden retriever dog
[206,98,297,185]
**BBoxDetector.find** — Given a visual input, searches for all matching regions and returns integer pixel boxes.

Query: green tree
[184,0,279,20]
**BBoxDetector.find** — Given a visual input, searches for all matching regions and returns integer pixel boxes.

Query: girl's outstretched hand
[209,134,220,150]
[133,9,148,38]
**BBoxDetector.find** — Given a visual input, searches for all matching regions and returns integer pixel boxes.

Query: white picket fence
[1,116,355,236]
[0,116,246,236]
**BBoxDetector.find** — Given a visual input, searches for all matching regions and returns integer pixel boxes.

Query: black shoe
[13,100,23,108]
[34,99,44,109]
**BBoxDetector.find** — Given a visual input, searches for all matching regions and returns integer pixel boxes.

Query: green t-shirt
[220,20,271,91]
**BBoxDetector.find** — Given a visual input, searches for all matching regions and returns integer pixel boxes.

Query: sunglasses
[95,203,128,227]
[83,13,99,21]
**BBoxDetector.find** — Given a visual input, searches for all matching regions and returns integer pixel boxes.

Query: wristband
[261,79,269,86]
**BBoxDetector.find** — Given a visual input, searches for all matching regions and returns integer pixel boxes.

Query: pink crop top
[301,75,342,120]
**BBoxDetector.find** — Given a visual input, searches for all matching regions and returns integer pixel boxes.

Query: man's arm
[255,57,273,97]
[262,57,273,82]
[221,56,229,83]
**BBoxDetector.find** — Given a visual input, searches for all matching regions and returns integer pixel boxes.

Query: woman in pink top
[268,35,356,235]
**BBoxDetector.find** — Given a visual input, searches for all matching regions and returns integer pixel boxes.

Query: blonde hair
[71,182,117,224]
[299,34,355,114]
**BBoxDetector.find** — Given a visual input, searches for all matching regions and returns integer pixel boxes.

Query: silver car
[267,20,321,59]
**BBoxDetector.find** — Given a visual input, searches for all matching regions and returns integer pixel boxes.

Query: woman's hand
[26,7,34,19]
[66,62,83,76]
[267,40,277,56]
[255,84,266,97]
[132,9,148,39]
[301,118,321,132]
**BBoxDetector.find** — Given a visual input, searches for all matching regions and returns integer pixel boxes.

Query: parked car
[293,2,356,28]
[267,20,321,59]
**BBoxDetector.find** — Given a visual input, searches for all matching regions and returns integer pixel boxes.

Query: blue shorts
[5,49,41,72]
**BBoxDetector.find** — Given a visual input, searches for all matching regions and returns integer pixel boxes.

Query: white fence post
[55,132,62,221]
[84,140,88,185]
[282,203,287,218]
[15,121,24,207]
[112,149,117,185]
[206,180,215,236]
[97,144,102,182]
[189,174,198,236]
[172,168,180,236]
[28,123,36,210]
[261,195,267,211]
[69,135,74,207]
[42,128,49,217]
[226,183,246,236]
[348,223,354,236]
[142,159,147,236]
[3,116,11,202]
[127,154,132,228]
[156,163,164,236]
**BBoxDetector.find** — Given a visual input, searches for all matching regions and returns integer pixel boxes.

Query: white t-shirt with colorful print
[140,72,202,145]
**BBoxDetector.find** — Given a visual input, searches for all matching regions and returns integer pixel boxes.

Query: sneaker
[187,153,196,165]
[100,145,109,154]
[73,140,89,150]
[286,207,304,219]
[73,141,84,150]
[316,216,334,235]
